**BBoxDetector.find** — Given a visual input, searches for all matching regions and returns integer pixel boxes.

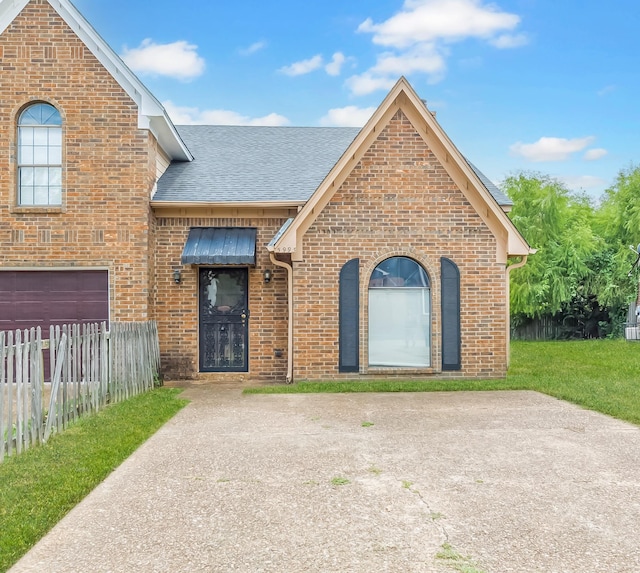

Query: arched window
[18,103,62,205]
[368,257,430,367]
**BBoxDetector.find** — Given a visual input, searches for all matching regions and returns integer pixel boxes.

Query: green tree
[593,164,640,311]
[504,172,599,318]
[504,168,640,338]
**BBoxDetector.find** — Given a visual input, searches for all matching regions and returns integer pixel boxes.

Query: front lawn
[245,339,640,426]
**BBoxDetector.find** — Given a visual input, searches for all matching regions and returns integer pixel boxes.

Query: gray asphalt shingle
[153,125,511,206]
[466,160,512,206]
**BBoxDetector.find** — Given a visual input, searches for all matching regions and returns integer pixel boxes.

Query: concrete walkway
[9,388,640,573]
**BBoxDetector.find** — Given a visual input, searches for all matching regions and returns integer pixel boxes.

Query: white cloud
[345,73,397,97]
[319,105,377,127]
[325,52,347,76]
[560,175,608,192]
[489,33,529,48]
[163,101,290,126]
[279,52,353,77]
[121,39,205,81]
[350,0,526,94]
[509,136,596,162]
[358,0,522,48]
[597,85,617,97]
[347,45,447,94]
[279,55,324,76]
[584,148,608,161]
[239,41,267,56]
[371,45,447,76]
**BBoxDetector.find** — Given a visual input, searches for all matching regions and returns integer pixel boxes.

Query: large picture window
[18,103,62,206]
[368,257,431,368]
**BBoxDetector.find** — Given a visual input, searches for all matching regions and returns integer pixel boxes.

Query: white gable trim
[0,0,192,161]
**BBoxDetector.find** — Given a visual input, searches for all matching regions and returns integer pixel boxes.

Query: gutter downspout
[506,255,528,368]
[270,252,293,383]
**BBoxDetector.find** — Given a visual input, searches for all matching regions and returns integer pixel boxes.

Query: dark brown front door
[199,268,249,372]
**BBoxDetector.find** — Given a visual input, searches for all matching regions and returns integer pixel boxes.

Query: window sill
[10,205,64,214]
[365,366,437,375]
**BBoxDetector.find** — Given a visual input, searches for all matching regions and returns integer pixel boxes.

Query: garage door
[0,270,109,333]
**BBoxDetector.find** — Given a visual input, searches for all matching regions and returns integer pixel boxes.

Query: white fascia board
[149,115,192,161]
[0,0,28,34]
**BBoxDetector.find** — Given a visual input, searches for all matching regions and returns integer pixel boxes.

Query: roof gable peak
[268,76,531,261]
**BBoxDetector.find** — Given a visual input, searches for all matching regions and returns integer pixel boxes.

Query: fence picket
[100,322,108,406]
[6,331,14,457]
[22,330,31,453]
[30,327,43,446]
[61,324,69,429]
[31,328,38,445]
[90,323,98,412]
[15,330,24,455]
[0,331,5,462]
[72,324,79,423]
[81,324,88,415]
[45,333,68,442]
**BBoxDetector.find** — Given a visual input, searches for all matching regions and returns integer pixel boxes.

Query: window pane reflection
[368,257,430,367]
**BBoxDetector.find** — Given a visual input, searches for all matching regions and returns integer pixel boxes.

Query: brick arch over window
[362,250,439,369]
[17,102,63,206]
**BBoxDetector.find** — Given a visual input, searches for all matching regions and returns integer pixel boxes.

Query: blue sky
[72,0,639,200]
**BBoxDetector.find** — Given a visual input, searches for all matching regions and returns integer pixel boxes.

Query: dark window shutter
[441,258,461,371]
[339,258,360,372]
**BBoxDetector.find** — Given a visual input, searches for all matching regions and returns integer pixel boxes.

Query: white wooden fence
[0,321,161,463]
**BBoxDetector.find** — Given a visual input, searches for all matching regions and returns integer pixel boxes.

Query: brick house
[0,0,532,383]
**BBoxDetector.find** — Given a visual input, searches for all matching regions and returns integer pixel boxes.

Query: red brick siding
[293,110,507,380]
[154,217,290,381]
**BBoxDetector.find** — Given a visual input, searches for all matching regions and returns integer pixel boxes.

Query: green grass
[244,339,640,426]
[436,542,487,573]
[0,388,188,572]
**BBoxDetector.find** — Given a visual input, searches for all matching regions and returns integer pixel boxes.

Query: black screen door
[199,268,249,372]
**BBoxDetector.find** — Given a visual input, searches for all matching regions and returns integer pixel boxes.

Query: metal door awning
[181,227,257,265]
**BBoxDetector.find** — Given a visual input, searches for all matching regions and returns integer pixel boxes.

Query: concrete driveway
[9,388,640,573]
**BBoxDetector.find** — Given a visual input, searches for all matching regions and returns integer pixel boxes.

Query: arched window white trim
[368,256,431,367]
[18,103,62,206]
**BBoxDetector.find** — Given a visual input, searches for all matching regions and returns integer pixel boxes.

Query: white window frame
[368,257,431,368]
[17,103,62,206]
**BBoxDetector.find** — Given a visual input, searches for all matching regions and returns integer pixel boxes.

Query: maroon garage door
[0,270,109,333]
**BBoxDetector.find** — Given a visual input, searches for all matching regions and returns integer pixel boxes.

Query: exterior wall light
[264,269,272,283]
[173,268,182,284]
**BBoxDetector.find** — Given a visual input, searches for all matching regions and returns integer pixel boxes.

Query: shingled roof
[154,125,359,204]
[153,124,511,206]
